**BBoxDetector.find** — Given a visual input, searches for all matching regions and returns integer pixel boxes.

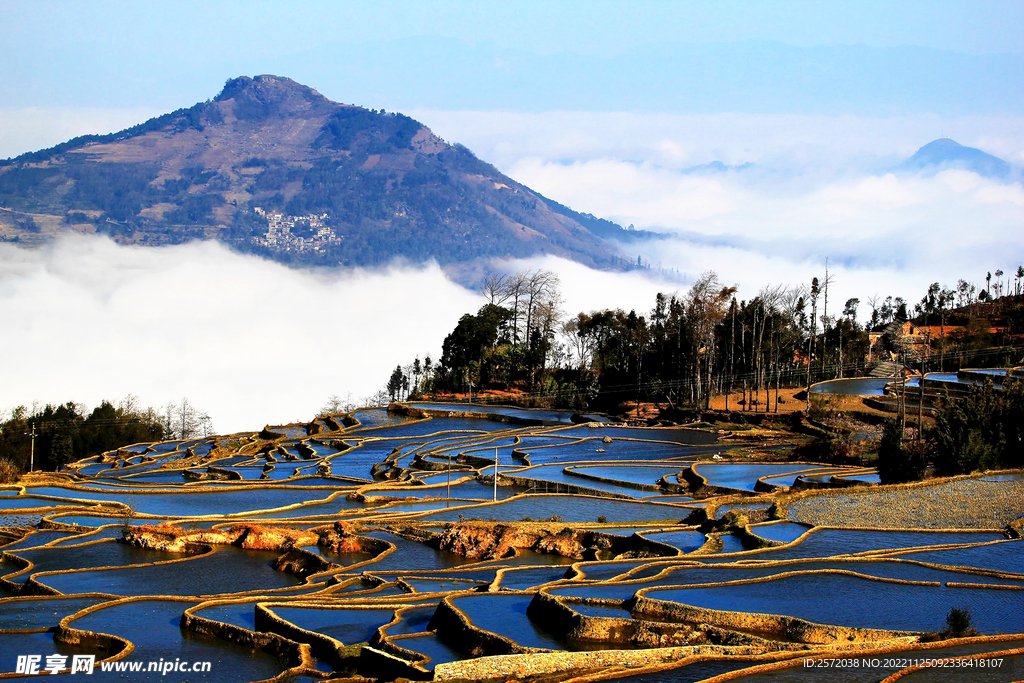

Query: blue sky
[1,1,1022,114]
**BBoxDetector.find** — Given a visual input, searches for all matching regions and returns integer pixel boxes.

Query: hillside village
[868,297,1021,368]
[250,207,340,253]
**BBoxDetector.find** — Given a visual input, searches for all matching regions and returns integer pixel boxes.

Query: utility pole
[493,447,498,501]
[635,338,643,421]
[919,340,928,441]
[821,258,830,381]
[26,422,36,473]
[918,379,925,441]
[727,299,735,412]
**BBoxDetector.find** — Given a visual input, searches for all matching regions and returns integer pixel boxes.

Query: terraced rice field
[1,402,1021,682]
[787,478,1024,529]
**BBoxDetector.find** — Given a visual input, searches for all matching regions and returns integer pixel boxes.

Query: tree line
[398,267,868,413]
[0,396,213,477]
[383,264,1023,418]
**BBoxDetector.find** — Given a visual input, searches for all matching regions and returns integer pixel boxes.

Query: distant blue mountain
[901,138,1011,178]
[682,161,753,174]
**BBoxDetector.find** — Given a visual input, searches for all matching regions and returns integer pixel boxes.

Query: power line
[3,415,163,427]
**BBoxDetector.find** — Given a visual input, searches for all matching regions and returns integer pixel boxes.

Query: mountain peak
[903,138,1010,179]
[0,75,636,274]
[216,75,323,103]
[918,137,963,151]
[213,74,332,119]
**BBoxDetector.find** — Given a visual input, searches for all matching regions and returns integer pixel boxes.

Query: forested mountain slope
[0,75,641,271]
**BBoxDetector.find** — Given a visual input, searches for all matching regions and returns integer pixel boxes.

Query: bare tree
[177,398,195,439]
[561,315,594,371]
[866,293,881,326]
[685,271,735,410]
[753,285,785,411]
[319,394,356,416]
[197,412,214,438]
[118,394,141,416]
[806,277,820,408]
[362,390,390,408]
[505,271,529,347]
[161,398,214,440]
[524,270,561,345]
[819,260,835,380]
[481,273,512,306]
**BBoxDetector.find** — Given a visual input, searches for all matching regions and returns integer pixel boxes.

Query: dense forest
[0,397,213,480]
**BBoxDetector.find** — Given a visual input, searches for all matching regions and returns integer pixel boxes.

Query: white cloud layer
[0,236,687,434]
[417,110,1024,316]
[411,110,1024,171]
[496,254,683,315]
[0,236,482,433]
[514,167,1024,317]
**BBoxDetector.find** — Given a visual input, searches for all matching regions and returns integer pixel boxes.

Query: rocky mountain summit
[0,75,639,273]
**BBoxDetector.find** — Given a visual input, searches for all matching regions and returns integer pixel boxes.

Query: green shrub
[807,394,840,422]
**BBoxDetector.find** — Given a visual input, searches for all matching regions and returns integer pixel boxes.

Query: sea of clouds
[419,109,1024,317]
[0,236,677,433]
[0,236,482,432]
[1,110,1022,432]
